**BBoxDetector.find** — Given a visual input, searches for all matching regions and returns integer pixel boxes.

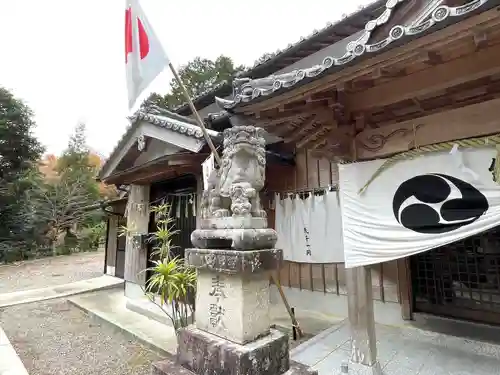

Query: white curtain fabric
[339,147,500,268]
[275,191,344,263]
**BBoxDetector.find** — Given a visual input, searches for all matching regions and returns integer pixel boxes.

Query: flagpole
[167,62,222,167]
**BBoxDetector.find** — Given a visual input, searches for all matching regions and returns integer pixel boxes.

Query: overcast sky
[0,0,372,156]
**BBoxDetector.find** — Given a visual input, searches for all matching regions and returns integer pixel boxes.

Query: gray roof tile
[216,0,494,110]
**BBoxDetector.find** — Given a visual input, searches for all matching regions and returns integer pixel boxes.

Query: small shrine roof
[98,108,219,181]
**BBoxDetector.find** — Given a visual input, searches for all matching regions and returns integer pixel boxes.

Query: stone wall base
[153,358,318,375]
[152,325,318,375]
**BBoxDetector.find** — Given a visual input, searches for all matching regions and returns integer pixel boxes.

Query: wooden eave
[226,5,500,161]
[102,153,206,186]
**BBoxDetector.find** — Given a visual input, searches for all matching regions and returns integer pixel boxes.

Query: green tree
[0,87,44,262]
[144,55,246,110]
[57,123,100,202]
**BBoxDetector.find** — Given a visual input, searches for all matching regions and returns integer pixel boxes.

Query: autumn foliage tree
[25,123,116,255]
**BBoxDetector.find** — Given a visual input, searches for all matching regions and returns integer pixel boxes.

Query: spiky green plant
[144,257,196,329]
[141,203,196,330]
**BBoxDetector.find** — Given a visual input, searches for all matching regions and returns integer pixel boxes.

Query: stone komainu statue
[202,126,267,221]
[195,125,277,250]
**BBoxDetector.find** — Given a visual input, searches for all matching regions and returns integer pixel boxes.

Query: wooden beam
[283,115,318,143]
[309,129,347,150]
[473,30,488,50]
[255,113,302,127]
[372,67,406,79]
[131,168,196,185]
[104,154,205,185]
[253,102,328,126]
[347,44,500,112]
[421,51,442,66]
[296,126,328,149]
[354,114,366,132]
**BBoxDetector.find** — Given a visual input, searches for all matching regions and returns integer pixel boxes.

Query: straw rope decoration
[358,133,500,195]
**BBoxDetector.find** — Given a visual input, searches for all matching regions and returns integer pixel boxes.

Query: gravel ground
[0,299,162,375]
[0,252,105,293]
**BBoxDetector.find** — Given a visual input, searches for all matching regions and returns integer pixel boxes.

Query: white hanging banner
[202,153,215,190]
[275,191,344,263]
[339,147,500,268]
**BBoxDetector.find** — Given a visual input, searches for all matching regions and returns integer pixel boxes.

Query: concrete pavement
[0,274,123,308]
[0,326,29,375]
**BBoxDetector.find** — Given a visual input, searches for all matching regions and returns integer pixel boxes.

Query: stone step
[125,296,193,328]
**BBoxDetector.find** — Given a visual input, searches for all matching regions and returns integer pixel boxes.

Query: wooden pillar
[124,184,150,299]
[196,174,203,229]
[397,258,413,320]
[346,266,380,372]
[105,215,118,276]
[345,123,380,373]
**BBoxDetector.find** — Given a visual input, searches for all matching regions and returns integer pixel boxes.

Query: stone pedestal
[195,270,270,344]
[187,248,281,344]
[346,266,381,375]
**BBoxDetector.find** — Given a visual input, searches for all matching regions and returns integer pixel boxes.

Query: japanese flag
[125,0,169,109]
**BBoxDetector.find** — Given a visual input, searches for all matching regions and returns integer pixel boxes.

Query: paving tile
[417,365,451,375]
[292,343,341,367]
[382,362,421,375]
[384,347,429,370]
[313,350,350,375]
[319,326,351,347]
[377,347,398,368]
[470,356,500,375]
[292,321,500,375]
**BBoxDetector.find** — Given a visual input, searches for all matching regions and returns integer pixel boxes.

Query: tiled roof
[215,0,494,110]
[174,0,387,116]
[98,108,218,180]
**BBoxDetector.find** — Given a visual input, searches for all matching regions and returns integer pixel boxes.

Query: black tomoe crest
[392,174,488,234]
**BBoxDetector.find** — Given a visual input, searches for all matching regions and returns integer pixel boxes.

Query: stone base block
[167,326,289,375]
[191,228,277,250]
[152,358,317,375]
[284,361,318,375]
